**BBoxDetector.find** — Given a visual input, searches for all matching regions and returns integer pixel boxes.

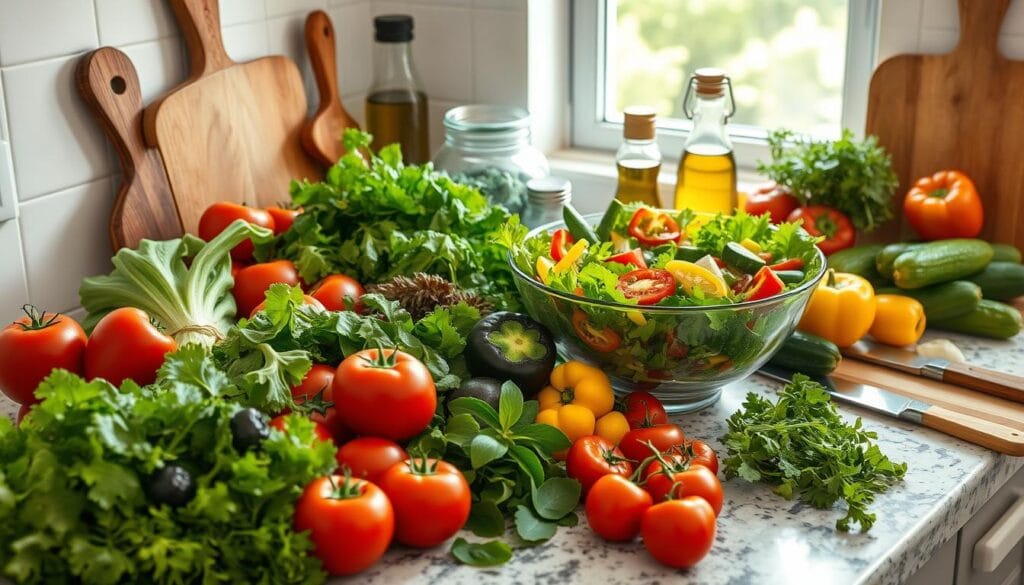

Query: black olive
[448,377,503,412]
[231,407,270,452]
[464,312,556,397]
[147,465,196,508]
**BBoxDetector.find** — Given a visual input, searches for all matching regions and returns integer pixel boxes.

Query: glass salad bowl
[509,214,826,413]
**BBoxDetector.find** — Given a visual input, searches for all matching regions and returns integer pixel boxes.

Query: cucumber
[775,270,805,284]
[722,242,766,274]
[875,280,981,322]
[767,331,841,376]
[932,299,1022,339]
[892,239,993,289]
[595,199,625,240]
[991,243,1023,264]
[673,245,707,262]
[563,204,600,244]
[970,261,1024,301]
[828,244,884,279]
[876,243,921,279]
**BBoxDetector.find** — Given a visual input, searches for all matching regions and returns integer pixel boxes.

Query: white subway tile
[0,0,99,66]
[877,0,921,61]
[19,178,115,313]
[222,21,271,62]
[918,28,958,53]
[0,218,29,324]
[0,74,7,141]
[406,4,472,102]
[471,8,527,106]
[118,38,186,104]
[2,55,113,201]
[329,0,361,5]
[1006,1,1024,36]
[1000,34,1024,59]
[267,14,316,111]
[920,0,959,31]
[473,0,525,10]
[342,91,366,127]
[330,2,373,96]
[96,0,177,46]
[267,0,325,17]
[410,0,471,7]
[221,0,268,26]
[373,2,409,17]
[428,98,461,158]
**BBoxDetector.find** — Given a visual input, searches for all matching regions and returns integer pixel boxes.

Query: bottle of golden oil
[614,107,662,206]
[674,68,737,214]
[366,15,430,164]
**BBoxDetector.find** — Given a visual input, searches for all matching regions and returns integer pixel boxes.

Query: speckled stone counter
[341,331,1024,585]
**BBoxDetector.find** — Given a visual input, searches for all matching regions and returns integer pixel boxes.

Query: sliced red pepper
[550,229,574,261]
[627,208,681,247]
[571,310,622,352]
[616,269,676,305]
[746,266,785,301]
[606,248,648,269]
[768,258,804,271]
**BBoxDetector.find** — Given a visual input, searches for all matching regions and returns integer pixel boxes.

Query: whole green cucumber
[991,243,1023,264]
[767,331,841,376]
[875,280,981,321]
[563,205,601,243]
[932,299,1022,339]
[969,261,1024,301]
[892,239,993,289]
[828,244,884,279]
[595,199,625,240]
[876,243,921,279]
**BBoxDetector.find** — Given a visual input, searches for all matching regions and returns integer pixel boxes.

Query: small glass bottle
[366,15,430,164]
[615,107,662,206]
[521,176,572,229]
[674,68,737,214]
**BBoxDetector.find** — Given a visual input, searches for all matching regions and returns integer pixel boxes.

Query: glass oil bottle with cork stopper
[674,68,737,214]
[366,15,430,164]
[614,107,662,206]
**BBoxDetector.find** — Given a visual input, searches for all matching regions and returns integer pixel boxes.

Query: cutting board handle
[955,0,1012,57]
[170,0,233,77]
[307,10,340,105]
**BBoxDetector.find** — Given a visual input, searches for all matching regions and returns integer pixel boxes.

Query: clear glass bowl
[509,214,826,413]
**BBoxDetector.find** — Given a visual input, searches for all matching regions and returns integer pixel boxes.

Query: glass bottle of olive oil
[674,68,737,214]
[615,107,662,206]
[366,15,430,164]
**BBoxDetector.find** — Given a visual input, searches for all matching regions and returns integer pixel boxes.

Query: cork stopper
[623,106,656,140]
[694,67,726,98]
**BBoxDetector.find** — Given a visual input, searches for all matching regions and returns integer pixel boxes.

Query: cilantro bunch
[722,375,907,532]
[0,347,337,584]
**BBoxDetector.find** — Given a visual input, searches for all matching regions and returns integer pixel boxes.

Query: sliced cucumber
[722,242,766,274]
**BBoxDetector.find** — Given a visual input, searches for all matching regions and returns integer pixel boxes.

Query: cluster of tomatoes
[564,392,722,569]
[280,347,471,576]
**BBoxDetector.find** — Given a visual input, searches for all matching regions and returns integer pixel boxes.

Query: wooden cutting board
[76,48,183,249]
[866,0,1024,246]
[302,10,359,167]
[143,0,321,215]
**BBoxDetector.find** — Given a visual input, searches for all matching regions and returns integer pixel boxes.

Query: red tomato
[566,435,633,493]
[310,274,365,313]
[249,294,325,319]
[745,266,785,301]
[230,260,247,279]
[266,206,300,235]
[85,308,176,387]
[688,440,719,475]
[0,306,87,404]
[665,331,689,359]
[619,424,685,462]
[643,464,723,514]
[333,349,437,441]
[585,474,652,541]
[550,229,574,261]
[198,202,275,261]
[768,257,804,271]
[616,269,676,305]
[270,415,334,444]
[378,458,471,548]
[570,310,621,353]
[606,249,647,269]
[787,205,855,256]
[291,364,350,441]
[232,260,301,317]
[628,208,681,246]
[622,391,669,429]
[744,182,800,224]
[336,437,408,484]
[294,475,394,575]
[641,496,716,568]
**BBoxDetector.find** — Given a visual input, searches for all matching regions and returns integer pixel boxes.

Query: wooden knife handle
[169,0,232,77]
[922,405,1024,456]
[942,361,1024,404]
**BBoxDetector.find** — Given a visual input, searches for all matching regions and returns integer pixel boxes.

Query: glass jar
[433,105,549,215]
[521,176,572,229]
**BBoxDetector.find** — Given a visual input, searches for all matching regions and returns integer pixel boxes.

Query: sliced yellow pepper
[870,294,926,347]
[626,310,647,326]
[665,260,729,298]
[553,240,588,274]
[536,256,555,284]
[537,361,619,449]
[740,238,762,254]
[798,270,876,347]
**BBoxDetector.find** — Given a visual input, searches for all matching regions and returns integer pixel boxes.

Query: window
[571,0,879,169]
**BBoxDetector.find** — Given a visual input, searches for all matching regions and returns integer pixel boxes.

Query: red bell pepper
[746,267,785,301]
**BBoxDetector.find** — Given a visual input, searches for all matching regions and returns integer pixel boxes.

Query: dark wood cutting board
[865,0,1024,247]
[302,10,360,167]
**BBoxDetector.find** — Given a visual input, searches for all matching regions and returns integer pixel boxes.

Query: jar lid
[375,15,414,43]
[623,106,656,140]
[527,176,572,201]
[444,105,531,133]
[694,67,727,98]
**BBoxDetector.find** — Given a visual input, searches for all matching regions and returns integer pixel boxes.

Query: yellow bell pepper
[797,269,876,348]
[870,294,926,347]
[537,361,618,446]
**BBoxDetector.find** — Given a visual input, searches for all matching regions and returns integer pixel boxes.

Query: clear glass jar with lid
[433,105,549,215]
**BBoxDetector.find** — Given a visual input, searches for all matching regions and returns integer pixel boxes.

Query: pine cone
[367,273,492,320]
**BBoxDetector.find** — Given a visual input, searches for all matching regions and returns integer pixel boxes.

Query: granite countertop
[346,331,1024,585]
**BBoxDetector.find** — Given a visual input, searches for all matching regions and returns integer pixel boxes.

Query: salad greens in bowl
[502,201,826,412]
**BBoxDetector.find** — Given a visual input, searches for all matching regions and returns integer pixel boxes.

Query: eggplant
[448,377,503,412]
[147,465,197,508]
[231,407,270,452]
[464,312,556,396]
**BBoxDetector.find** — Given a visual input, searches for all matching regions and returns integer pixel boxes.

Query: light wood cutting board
[865,0,1024,247]
[143,0,321,221]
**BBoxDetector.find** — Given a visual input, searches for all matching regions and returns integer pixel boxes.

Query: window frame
[570,0,880,169]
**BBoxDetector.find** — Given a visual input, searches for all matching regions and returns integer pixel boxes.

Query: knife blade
[841,339,1024,403]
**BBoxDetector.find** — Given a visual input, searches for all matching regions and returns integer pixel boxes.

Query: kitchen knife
[841,339,1024,404]
[757,365,1024,455]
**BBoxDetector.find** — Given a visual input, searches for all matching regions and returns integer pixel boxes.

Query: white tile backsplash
[96,0,178,46]
[0,74,7,141]
[267,0,326,17]
[406,4,472,102]
[118,38,186,103]
[471,8,527,106]
[222,21,272,63]
[473,0,525,10]
[342,91,367,127]
[429,98,461,157]
[267,13,316,104]
[0,219,28,324]
[920,0,959,31]
[220,0,269,27]
[0,0,99,67]
[331,2,373,96]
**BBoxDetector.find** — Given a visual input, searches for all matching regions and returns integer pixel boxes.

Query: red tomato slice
[768,258,804,271]
[550,229,574,261]
[571,310,622,352]
[616,269,676,305]
[628,208,681,247]
[746,267,785,301]
[606,249,648,269]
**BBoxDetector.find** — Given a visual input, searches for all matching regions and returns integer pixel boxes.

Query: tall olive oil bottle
[674,68,737,214]
[614,107,662,206]
[366,15,430,164]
